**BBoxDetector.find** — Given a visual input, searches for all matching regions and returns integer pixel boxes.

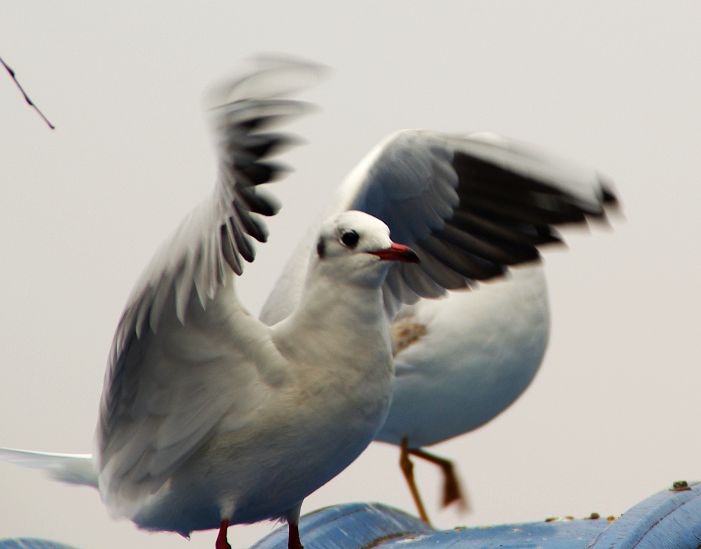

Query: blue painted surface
[249,503,431,549]
[0,540,75,549]
[379,519,609,548]
[251,504,610,549]
[4,482,701,548]
[253,482,701,549]
[589,481,701,549]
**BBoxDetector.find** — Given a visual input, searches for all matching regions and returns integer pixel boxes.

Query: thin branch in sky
[0,56,55,130]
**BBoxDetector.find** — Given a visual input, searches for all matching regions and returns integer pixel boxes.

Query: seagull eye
[340,230,359,248]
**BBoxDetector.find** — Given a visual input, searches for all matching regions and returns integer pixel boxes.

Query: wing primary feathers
[236,187,281,216]
[327,130,619,320]
[453,151,609,222]
[230,216,256,263]
[213,229,227,286]
[220,222,243,275]
[233,200,268,242]
[461,193,587,226]
[435,224,541,265]
[601,182,620,206]
[448,210,562,247]
[234,160,289,186]
[236,114,291,132]
[419,235,506,281]
[412,244,471,290]
[453,151,572,197]
[241,132,300,158]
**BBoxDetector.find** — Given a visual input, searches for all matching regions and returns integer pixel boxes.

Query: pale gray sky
[1,2,700,548]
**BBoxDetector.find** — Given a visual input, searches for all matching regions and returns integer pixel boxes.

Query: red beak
[368,243,420,263]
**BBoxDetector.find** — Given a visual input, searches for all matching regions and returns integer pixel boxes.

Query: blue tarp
[0,541,74,549]
[3,481,700,549]
[252,481,701,549]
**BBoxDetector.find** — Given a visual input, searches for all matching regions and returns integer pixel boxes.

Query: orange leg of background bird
[400,438,432,525]
[408,447,468,511]
[215,519,231,549]
[288,522,304,549]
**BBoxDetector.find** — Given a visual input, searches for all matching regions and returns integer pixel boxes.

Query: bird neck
[273,268,391,369]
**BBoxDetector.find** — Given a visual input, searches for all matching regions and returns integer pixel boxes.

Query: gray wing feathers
[260,128,617,324]
[97,60,318,514]
[459,132,611,209]
[100,293,272,504]
[340,130,617,317]
[345,132,457,245]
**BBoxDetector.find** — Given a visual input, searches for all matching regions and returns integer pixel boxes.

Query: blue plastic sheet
[4,482,701,549]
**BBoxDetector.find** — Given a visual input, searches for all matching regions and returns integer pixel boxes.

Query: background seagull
[260,130,618,523]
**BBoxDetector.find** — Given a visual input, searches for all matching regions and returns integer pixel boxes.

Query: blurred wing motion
[262,129,616,324]
[260,128,618,522]
[95,59,319,517]
[339,130,616,317]
[0,62,319,513]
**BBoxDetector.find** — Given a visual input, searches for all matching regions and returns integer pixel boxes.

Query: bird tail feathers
[0,447,98,488]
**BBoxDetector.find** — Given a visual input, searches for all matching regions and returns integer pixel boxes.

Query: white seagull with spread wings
[0,59,617,547]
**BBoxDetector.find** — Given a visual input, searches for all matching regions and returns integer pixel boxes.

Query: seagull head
[313,211,419,287]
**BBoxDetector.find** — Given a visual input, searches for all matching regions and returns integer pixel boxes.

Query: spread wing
[260,129,618,324]
[96,59,319,516]
[339,130,618,317]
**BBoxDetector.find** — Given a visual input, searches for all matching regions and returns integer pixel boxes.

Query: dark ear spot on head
[316,237,326,259]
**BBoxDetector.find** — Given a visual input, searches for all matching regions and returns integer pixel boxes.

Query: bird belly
[131,356,392,534]
[376,266,549,447]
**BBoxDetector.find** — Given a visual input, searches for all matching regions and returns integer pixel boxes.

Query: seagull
[0,60,420,549]
[0,59,618,548]
[259,130,618,523]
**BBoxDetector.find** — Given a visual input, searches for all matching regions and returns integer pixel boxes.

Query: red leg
[288,522,304,549]
[215,519,231,549]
